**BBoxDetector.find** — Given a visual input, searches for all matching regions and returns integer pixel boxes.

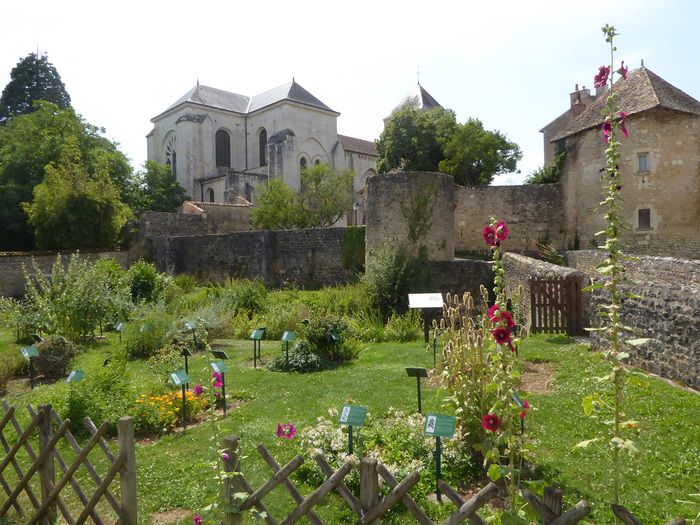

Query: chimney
[570,84,593,117]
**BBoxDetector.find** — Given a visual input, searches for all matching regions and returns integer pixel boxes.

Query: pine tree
[0,52,71,123]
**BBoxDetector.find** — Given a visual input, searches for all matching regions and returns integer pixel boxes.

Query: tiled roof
[338,134,378,156]
[552,67,700,141]
[393,83,442,113]
[156,80,337,118]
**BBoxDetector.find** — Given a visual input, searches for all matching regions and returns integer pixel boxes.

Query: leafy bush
[0,297,40,343]
[0,352,25,395]
[124,305,175,359]
[127,259,167,303]
[34,336,80,380]
[268,340,330,373]
[207,279,268,317]
[345,309,386,343]
[301,316,359,363]
[173,274,199,293]
[384,310,423,342]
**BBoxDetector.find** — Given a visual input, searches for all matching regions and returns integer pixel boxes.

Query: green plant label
[21,346,39,359]
[66,370,84,383]
[115,322,124,332]
[170,369,189,386]
[210,360,227,374]
[406,367,428,378]
[424,413,456,438]
[185,321,198,331]
[339,405,368,426]
[250,328,265,340]
[282,331,296,342]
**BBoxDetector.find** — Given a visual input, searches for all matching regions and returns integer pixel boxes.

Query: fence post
[223,435,243,525]
[360,458,379,521]
[38,404,57,525]
[118,417,138,525]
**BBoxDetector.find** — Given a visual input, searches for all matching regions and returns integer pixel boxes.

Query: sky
[1,0,698,185]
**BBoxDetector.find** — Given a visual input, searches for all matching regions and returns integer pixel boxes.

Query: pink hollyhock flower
[495,220,509,241]
[193,384,204,397]
[482,225,496,246]
[500,310,516,329]
[214,391,220,398]
[193,514,203,525]
[594,65,610,88]
[520,399,530,420]
[617,60,628,80]
[619,111,629,138]
[221,452,230,462]
[602,121,612,143]
[481,413,501,432]
[487,304,501,322]
[491,327,512,346]
[276,422,297,439]
[212,371,223,389]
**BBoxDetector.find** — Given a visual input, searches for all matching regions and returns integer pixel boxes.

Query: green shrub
[34,336,80,380]
[124,305,175,359]
[208,279,268,317]
[268,340,330,373]
[173,274,199,293]
[301,316,361,364]
[127,259,165,302]
[261,301,308,340]
[0,352,25,395]
[346,309,386,343]
[0,297,40,343]
[384,310,423,342]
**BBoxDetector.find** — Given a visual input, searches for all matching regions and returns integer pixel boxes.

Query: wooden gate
[0,402,137,525]
[529,276,584,336]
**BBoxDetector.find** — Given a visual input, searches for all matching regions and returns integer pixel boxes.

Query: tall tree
[0,101,133,249]
[439,118,522,186]
[22,137,131,250]
[128,161,189,215]
[0,52,71,123]
[252,178,303,230]
[299,163,354,227]
[376,104,458,173]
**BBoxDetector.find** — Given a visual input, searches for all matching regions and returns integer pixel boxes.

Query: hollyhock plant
[519,400,530,420]
[276,422,297,439]
[594,65,610,88]
[487,304,501,322]
[495,220,509,241]
[483,225,496,246]
[481,413,501,432]
[602,121,612,142]
[619,111,629,138]
[617,60,628,79]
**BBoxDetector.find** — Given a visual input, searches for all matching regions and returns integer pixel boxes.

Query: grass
[1,331,698,524]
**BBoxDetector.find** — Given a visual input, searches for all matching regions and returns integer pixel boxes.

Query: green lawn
[1,332,698,524]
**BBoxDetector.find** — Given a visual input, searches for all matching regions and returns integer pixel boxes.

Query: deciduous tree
[129,161,189,215]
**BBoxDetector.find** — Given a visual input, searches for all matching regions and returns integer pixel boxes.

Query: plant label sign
[66,370,84,383]
[408,293,444,309]
[339,405,368,427]
[281,331,296,342]
[210,360,227,374]
[424,413,456,438]
[170,369,190,386]
[250,328,265,340]
[185,321,197,331]
[21,346,39,359]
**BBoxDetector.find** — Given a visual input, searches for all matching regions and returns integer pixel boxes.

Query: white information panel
[408,293,444,309]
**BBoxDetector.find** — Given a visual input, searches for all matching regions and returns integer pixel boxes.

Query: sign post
[184,320,198,349]
[170,369,190,431]
[424,413,456,502]
[281,331,296,367]
[408,293,444,346]
[210,350,230,415]
[21,346,39,389]
[250,328,266,368]
[115,322,124,342]
[338,404,368,455]
[181,347,192,389]
[405,367,428,414]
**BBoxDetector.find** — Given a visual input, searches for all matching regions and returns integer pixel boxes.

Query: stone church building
[147,80,379,225]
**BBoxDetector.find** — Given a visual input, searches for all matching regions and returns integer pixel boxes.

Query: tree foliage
[438,118,522,186]
[128,161,189,215]
[0,101,132,249]
[524,149,567,185]
[376,104,458,173]
[377,105,522,187]
[0,52,71,123]
[22,136,131,249]
[252,164,353,229]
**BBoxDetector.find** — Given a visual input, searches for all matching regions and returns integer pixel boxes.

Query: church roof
[156,80,337,119]
[247,80,337,114]
[552,67,700,141]
[393,83,442,113]
[338,134,378,157]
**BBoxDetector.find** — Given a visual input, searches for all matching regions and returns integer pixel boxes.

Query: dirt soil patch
[521,360,555,394]
[150,508,190,524]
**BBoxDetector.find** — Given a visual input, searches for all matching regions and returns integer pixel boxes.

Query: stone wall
[0,251,128,297]
[146,227,358,287]
[455,184,566,254]
[566,249,700,390]
[502,253,591,331]
[366,171,455,261]
[428,259,494,305]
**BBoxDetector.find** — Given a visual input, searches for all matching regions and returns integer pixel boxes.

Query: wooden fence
[529,276,585,336]
[0,402,136,525]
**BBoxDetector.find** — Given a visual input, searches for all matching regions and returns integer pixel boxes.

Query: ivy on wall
[400,180,436,243]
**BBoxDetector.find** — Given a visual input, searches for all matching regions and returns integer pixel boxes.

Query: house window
[259,129,267,166]
[207,188,215,203]
[638,152,649,172]
[215,130,231,167]
[638,208,651,230]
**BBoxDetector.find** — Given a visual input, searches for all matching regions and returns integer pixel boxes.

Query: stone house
[146,80,378,225]
[542,67,700,257]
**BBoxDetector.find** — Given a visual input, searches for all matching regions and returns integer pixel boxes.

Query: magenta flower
[494,221,509,241]
[491,327,515,352]
[193,384,204,397]
[481,413,501,432]
[500,310,516,329]
[519,399,531,420]
[193,513,203,525]
[619,111,629,138]
[212,371,223,389]
[594,65,610,88]
[221,452,230,462]
[482,225,496,246]
[214,391,220,398]
[602,121,612,143]
[617,60,628,80]
[487,304,501,322]
[276,422,297,439]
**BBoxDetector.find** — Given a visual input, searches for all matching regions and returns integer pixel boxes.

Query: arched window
[215,130,231,168]
[259,129,267,166]
[314,159,321,166]
[207,188,215,202]
[165,134,177,177]
[300,157,307,171]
